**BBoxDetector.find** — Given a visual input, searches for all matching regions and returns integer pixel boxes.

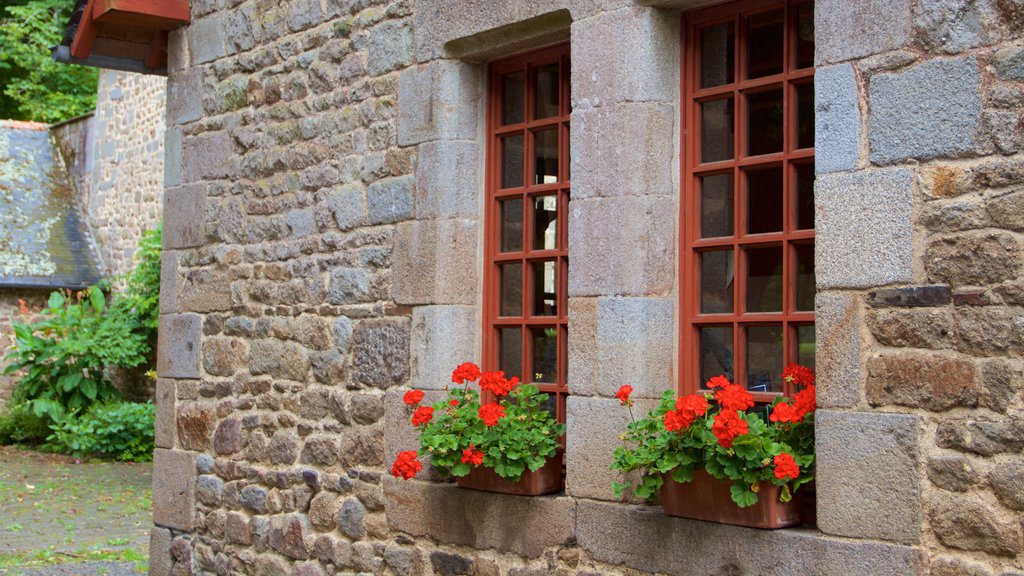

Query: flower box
[660,470,801,529]
[456,454,562,496]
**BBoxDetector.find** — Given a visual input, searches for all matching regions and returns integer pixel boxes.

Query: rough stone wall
[86,69,167,278]
[152,0,1022,575]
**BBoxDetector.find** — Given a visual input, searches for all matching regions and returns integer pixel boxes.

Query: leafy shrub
[0,401,50,445]
[48,402,155,461]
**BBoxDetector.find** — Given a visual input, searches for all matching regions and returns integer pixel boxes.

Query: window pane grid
[683,0,815,398]
[487,45,570,422]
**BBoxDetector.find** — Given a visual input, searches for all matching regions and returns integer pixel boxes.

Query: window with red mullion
[484,44,571,423]
[681,0,816,402]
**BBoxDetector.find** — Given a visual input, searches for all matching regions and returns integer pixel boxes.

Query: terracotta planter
[659,470,801,529]
[456,456,562,496]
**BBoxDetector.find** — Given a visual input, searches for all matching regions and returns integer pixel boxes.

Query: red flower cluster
[615,385,633,406]
[712,410,748,448]
[715,381,754,412]
[663,394,710,432]
[461,445,484,466]
[391,450,422,479]
[403,390,424,406]
[478,402,506,427]
[770,365,817,424]
[773,453,800,480]
[452,362,482,384]
[783,363,815,388]
[706,375,731,389]
[480,371,519,397]
[411,406,434,426]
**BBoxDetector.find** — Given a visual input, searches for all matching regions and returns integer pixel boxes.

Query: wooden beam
[94,0,190,29]
[69,0,100,59]
[143,30,169,69]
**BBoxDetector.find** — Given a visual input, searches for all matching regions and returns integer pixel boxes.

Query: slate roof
[0,121,101,290]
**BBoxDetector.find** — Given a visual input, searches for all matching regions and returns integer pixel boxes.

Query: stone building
[99,0,1023,573]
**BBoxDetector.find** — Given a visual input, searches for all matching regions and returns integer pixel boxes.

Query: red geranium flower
[411,406,434,426]
[452,362,482,384]
[615,385,634,406]
[675,394,710,421]
[478,403,506,427]
[769,401,804,423]
[480,371,518,396]
[461,445,484,466]
[664,409,687,432]
[403,390,424,406]
[391,450,422,480]
[706,375,731,389]
[774,453,800,481]
[450,399,459,406]
[715,383,754,412]
[712,409,749,448]
[794,385,816,415]
[782,363,815,388]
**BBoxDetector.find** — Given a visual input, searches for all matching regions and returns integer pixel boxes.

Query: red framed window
[484,44,571,421]
[681,0,815,401]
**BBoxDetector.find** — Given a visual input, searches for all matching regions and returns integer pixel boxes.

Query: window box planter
[456,454,562,496]
[660,469,801,529]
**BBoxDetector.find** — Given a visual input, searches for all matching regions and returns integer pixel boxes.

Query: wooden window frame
[680,0,815,402]
[483,44,571,422]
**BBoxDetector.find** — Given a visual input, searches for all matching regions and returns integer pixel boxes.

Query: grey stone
[164,127,183,188]
[921,195,991,232]
[815,0,913,64]
[857,50,918,74]
[927,454,976,492]
[383,545,420,576]
[159,251,180,315]
[337,497,367,539]
[183,131,236,183]
[816,168,915,288]
[410,305,478,390]
[368,176,414,225]
[397,60,482,146]
[334,316,353,352]
[384,478,576,558]
[154,378,176,449]
[980,360,1021,413]
[914,0,992,53]
[815,64,862,173]
[571,7,677,106]
[570,103,675,199]
[953,305,1024,358]
[213,417,245,455]
[301,434,341,467]
[323,184,368,231]
[993,45,1024,81]
[930,557,995,576]
[353,318,411,388]
[577,500,923,576]
[988,82,1024,108]
[930,493,1023,556]
[196,474,224,506]
[350,393,384,425]
[367,19,413,76]
[988,460,1024,510]
[568,196,675,297]
[163,184,206,249]
[812,293,863,408]
[285,0,321,32]
[414,141,479,219]
[308,491,341,531]
[195,453,214,474]
[816,410,922,544]
[866,285,952,307]
[268,429,299,465]
[240,484,268,513]
[866,308,954,350]
[983,110,1022,155]
[149,527,172,576]
[152,449,197,531]
[430,551,473,576]
[866,352,976,410]
[187,14,226,65]
[269,514,310,560]
[338,423,385,468]
[249,339,310,382]
[937,417,1024,456]
[167,69,202,126]
[328,268,371,305]
[869,57,982,164]
[989,189,1024,233]
[157,314,202,379]
[393,220,478,305]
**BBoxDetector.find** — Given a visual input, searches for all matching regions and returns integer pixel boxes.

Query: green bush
[48,402,155,462]
[0,401,50,445]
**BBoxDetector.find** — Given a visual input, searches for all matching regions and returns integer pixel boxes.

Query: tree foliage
[0,0,97,123]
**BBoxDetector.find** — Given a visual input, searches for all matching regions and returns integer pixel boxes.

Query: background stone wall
[0,292,48,407]
[153,0,1023,575]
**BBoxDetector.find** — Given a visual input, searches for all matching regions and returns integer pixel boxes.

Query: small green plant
[48,402,155,462]
[0,401,50,444]
[391,362,565,482]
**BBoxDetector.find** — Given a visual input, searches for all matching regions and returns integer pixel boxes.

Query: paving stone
[157,314,202,379]
[869,57,982,164]
[815,64,862,174]
[816,410,922,544]
[152,449,198,531]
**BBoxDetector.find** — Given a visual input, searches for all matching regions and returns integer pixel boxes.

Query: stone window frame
[483,43,572,423]
[679,0,816,401]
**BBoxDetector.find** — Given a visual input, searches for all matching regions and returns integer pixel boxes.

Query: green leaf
[669,466,693,484]
[48,291,64,310]
[779,484,792,503]
[89,287,105,313]
[729,483,759,508]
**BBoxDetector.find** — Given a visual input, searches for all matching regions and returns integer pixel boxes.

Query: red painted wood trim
[95,0,190,26]
[144,30,169,68]
[70,0,100,58]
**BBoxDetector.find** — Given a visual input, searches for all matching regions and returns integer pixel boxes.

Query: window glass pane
[746,166,783,234]
[795,243,816,311]
[532,260,558,316]
[531,326,558,383]
[795,162,815,230]
[533,195,558,250]
[701,22,735,88]
[795,82,814,150]
[701,173,734,238]
[795,2,815,70]
[747,325,783,392]
[747,89,784,156]
[700,326,734,386]
[701,98,735,163]
[534,128,559,185]
[701,250,735,314]
[746,246,783,312]
[746,9,784,79]
[534,63,560,120]
[501,134,524,189]
[502,71,526,125]
[501,198,523,252]
[797,325,816,371]
[540,392,558,419]
[499,327,522,380]
[500,262,522,317]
